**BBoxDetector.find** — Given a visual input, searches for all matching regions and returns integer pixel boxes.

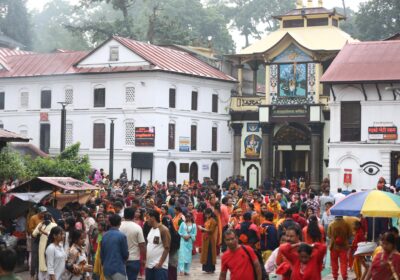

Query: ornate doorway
[274,123,310,179]
[167,162,176,182]
[190,162,198,182]
[247,164,259,189]
[210,162,219,184]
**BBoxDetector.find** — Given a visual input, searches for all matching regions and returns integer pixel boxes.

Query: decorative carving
[271,94,314,105]
[240,98,262,106]
[308,63,316,95]
[270,64,278,95]
[230,123,243,136]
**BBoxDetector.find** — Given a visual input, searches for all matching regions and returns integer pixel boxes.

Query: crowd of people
[0,171,399,280]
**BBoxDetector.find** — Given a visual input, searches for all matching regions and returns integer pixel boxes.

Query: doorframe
[246,164,259,188]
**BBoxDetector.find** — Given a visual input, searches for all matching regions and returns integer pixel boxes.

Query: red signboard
[344,168,352,185]
[135,127,155,147]
[368,126,398,140]
[40,112,48,121]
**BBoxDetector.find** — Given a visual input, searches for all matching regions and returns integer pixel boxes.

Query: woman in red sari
[279,242,327,280]
[364,232,400,280]
[194,202,207,253]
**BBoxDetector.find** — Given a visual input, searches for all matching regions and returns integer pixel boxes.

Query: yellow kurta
[32,221,57,272]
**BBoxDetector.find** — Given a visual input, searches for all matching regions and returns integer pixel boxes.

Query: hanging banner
[343,168,352,185]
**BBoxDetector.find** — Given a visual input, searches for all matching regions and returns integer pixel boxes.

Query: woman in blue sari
[178,212,197,276]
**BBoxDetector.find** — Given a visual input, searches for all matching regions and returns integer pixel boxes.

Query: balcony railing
[230,96,266,112]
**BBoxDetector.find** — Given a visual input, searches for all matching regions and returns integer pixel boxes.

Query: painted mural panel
[279,63,307,97]
[244,134,262,158]
[273,44,313,63]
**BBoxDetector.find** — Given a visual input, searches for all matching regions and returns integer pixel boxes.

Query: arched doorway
[189,162,198,182]
[247,164,259,189]
[167,162,176,182]
[210,162,219,184]
[274,123,310,179]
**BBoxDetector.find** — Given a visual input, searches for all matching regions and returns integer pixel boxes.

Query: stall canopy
[10,177,99,193]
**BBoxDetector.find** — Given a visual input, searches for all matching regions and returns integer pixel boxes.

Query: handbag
[241,245,257,280]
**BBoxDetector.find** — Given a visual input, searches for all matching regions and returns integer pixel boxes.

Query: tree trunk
[120,0,132,35]
[342,0,347,17]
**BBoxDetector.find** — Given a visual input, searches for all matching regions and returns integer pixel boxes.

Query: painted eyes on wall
[360,161,382,176]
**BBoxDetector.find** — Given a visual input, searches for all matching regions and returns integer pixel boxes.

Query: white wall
[328,83,400,191]
[0,71,235,184]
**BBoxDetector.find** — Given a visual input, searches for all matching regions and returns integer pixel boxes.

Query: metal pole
[109,119,115,181]
[60,104,67,152]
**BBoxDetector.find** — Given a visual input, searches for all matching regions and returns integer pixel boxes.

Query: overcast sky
[26,0,368,50]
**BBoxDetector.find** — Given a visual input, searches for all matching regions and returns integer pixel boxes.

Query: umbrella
[330,190,400,217]
[10,190,53,204]
[330,190,400,241]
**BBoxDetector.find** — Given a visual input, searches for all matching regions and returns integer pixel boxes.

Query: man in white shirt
[333,188,346,204]
[145,209,171,280]
[120,208,146,280]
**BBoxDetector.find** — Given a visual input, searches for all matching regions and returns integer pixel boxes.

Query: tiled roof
[112,36,235,81]
[274,7,345,19]
[321,41,400,83]
[0,37,236,82]
[0,128,30,142]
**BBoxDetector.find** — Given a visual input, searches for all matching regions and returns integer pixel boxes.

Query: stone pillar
[231,123,243,176]
[261,123,274,182]
[274,145,279,178]
[237,64,244,96]
[309,122,324,192]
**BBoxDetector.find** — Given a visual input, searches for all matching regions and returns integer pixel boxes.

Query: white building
[0,36,236,184]
[321,40,400,191]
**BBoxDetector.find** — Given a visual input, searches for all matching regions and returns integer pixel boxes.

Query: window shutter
[126,87,135,103]
[125,122,135,145]
[191,125,197,151]
[212,127,217,151]
[65,88,73,104]
[93,123,106,148]
[21,92,29,108]
[191,91,198,110]
[41,90,52,109]
[65,123,73,146]
[169,88,176,108]
[40,123,51,153]
[212,94,218,113]
[94,88,106,107]
[168,123,175,149]
[0,92,4,110]
[341,102,361,142]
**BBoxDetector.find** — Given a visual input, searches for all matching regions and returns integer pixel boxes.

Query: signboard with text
[135,127,155,146]
[179,137,190,152]
[368,126,397,140]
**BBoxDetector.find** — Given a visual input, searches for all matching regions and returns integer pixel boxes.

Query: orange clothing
[302,225,325,244]
[173,213,183,231]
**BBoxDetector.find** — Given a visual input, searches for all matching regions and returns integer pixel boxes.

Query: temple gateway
[228,0,356,190]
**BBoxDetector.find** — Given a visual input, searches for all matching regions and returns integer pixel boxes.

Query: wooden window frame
[191,91,198,110]
[169,88,176,108]
[41,90,52,109]
[94,88,106,108]
[212,94,218,113]
[168,123,175,150]
[191,125,197,151]
[212,127,217,151]
[341,101,361,142]
[0,91,4,110]
[93,123,106,149]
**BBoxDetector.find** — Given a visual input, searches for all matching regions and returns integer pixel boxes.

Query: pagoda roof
[238,26,356,56]
[273,7,345,20]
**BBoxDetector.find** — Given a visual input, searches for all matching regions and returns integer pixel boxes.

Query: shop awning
[10,177,99,193]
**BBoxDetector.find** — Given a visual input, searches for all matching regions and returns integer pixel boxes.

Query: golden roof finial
[296,0,303,9]
[307,0,313,8]
[318,0,323,7]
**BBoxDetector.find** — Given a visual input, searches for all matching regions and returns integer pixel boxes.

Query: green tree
[31,0,90,52]
[0,147,28,182]
[26,143,91,181]
[0,0,32,49]
[355,0,400,40]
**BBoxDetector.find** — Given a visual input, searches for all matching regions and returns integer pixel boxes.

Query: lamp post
[58,102,69,152]
[109,118,117,181]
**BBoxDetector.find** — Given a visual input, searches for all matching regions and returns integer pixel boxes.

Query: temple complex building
[228,0,356,190]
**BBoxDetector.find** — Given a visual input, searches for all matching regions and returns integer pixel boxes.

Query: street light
[58,102,70,152]
[108,118,117,181]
